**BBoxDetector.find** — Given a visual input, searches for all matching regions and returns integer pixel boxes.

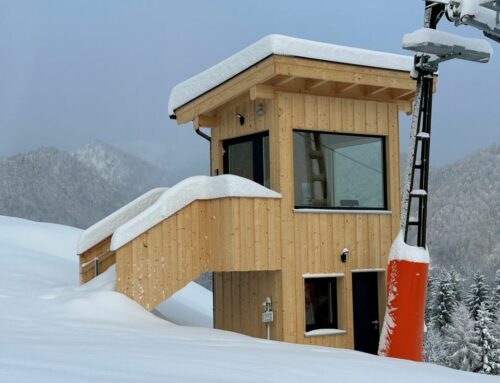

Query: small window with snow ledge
[304,276,345,336]
[293,130,387,210]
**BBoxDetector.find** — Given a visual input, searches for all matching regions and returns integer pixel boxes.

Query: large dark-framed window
[223,132,270,188]
[293,130,387,210]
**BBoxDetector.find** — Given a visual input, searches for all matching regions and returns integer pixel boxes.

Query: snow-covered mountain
[427,145,500,281]
[75,141,168,201]
[0,143,168,229]
[0,215,494,382]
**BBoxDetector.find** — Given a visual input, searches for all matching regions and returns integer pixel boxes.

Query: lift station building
[78,35,416,354]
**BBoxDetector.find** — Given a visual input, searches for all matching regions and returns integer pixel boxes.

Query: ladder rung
[408,221,420,226]
[311,175,326,182]
[417,132,430,140]
[308,150,324,159]
[410,189,427,197]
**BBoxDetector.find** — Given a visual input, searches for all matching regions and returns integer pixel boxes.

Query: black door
[352,272,380,354]
[223,132,269,187]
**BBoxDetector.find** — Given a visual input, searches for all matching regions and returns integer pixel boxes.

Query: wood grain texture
[114,197,282,311]
[84,59,405,351]
[79,236,115,283]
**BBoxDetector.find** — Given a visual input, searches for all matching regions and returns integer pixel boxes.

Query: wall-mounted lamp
[341,248,349,263]
[236,113,245,126]
[255,102,265,117]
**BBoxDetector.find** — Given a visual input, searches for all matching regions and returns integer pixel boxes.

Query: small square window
[304,277,341,332]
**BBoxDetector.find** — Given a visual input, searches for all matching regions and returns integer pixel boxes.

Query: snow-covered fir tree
[473,303,500,374]
[449,270,463,303]
[425,273,438,325]
[491,270,500,320]
[430,271,457,334]
[466,273,490,322]
[424,327,446,365]
[442,304,481,372]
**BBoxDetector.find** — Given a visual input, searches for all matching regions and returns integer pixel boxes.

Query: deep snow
[168,34,413,115]
[0,215,496,382]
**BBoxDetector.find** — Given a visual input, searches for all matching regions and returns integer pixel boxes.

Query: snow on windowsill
[305,329,347,337]
[303,273,344,279]
[294,208,392,215]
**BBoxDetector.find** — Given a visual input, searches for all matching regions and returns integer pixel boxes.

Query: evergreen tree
[474,303,500,374]
[491,270,500,320]
[442,304,481,372]
[425,273,438,326]
[424,327,446,365]
[430,271,457,334]
[466,272,490,322]
[449,270,463,303]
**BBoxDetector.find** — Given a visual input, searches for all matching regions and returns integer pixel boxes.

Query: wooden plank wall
[211,96,274,176]
[275,92,401,349]
[213,271,283,340]
[79,236,115,283]
[115,197,282,311]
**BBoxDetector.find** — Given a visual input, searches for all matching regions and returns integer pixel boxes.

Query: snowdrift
[0,215,495,382]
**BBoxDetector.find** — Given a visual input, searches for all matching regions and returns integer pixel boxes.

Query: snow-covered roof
[168,34,414,116]
[77,187,168,255]
[110,175,281,251]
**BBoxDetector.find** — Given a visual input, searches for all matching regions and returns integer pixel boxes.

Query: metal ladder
[401,2,445,247]
[304,132,328,207]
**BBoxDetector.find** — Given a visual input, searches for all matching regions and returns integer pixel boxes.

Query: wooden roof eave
[173,55,418,125]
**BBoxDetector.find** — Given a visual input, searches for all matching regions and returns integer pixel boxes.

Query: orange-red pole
[378,234,429,361]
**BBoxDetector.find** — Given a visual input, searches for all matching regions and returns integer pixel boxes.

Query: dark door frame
[222,132,269,186]
[351,270,382,354]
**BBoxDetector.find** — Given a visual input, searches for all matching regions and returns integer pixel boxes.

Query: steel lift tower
[378,0,494,361]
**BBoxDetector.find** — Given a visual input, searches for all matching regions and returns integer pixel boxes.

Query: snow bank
[388,231,430,263]
[0,216,81,261]
[154,282,213,328]
[77,187,168,254]
[110,175,281,251]
[402,28,493,60]
[0,215,497,383]
[168,34,413,115]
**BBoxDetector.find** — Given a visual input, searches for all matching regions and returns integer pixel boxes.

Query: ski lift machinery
[378,0,495,361]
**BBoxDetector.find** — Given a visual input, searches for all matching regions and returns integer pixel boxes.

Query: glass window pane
[305,278,339,332]
[228,140,254,180]
[263,135,270,188]
[293,131,386,209]
[224,133,270,188]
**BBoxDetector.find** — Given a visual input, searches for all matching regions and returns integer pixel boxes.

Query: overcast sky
[1,1,499,182]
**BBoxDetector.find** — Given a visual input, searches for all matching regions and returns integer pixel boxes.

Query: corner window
[223,132,270,188]
[305,277,340,332]
[293,130,386,210]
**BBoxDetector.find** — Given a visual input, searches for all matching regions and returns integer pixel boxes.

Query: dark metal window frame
[304,277,340,332]
[222,131,269,186]
[293,129,388,211]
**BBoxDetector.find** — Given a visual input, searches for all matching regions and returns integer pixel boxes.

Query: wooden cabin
[78,34,416,354]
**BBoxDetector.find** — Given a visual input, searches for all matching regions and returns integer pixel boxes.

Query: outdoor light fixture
[340,248,349,263]
[255,102,265,117]
[236,113,245,126]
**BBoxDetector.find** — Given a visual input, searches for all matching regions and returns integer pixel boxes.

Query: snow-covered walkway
[0,216,495,382]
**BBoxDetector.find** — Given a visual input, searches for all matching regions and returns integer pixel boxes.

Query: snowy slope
[0,215,496,382]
